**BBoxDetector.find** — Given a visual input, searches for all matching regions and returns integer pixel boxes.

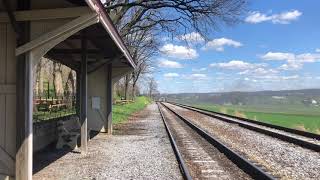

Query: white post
[106,64,112,134]
[80,34,88,153]
[16,52,33,180]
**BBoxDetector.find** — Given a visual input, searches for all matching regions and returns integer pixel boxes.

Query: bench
[56,116,91,150]
[49,103,67,111]
[35,98,67,112]
[114,99,134,105]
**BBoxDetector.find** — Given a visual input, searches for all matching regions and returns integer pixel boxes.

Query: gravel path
[33,103,182,180]
[165,103,320,180]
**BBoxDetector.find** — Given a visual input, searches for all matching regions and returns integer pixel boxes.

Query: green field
[192,104,320,134]
[112,96,151,124]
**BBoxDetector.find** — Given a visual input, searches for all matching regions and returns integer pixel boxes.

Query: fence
[33,95,76,122]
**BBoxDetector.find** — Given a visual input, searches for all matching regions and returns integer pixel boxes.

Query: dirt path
[33,103,182,180]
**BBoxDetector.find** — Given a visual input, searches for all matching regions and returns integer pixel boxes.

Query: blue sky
[152,0,320,93]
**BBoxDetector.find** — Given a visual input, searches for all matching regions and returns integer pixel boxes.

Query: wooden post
[16,50,33,180]
[16,0,32,179]
[80,33,88,153]
[76,71,81,117]
[106,64,112,134]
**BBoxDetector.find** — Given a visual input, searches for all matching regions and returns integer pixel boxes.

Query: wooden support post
[16,1,32,178]
[80,33,88,154]
[16,51,33,180]
[106,64,113,134]
[76,71,81,117]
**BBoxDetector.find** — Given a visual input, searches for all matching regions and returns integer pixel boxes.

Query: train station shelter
[0,0,135,179]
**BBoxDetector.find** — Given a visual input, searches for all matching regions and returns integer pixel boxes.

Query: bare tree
[53,62,64,97]
[119,12,160,100]
[106,0,246,37]
[147,77,158,99]
[64,70,76,96]
[126,24,158,99]
[105,0,247,100]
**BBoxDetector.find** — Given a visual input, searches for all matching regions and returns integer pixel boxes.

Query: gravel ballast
[165,103,320,180]
[181,104,320,146]
[33,103,182,180]
[159,104,251,179]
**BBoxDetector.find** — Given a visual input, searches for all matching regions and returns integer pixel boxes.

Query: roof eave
[85,0,136,69]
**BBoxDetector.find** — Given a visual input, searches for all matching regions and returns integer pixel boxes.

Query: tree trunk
[38,59,44,97]
[65,70,75,96]
[124,74,130,100]
[132,81,136,100]
[65,70,75,108]
[53,62,64,97]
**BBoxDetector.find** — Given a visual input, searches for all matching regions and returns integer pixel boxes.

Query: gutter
[85,0,136,69]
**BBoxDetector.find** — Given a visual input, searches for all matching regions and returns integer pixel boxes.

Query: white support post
[16,52,33,180]
[80,34,88,154]
[106,64,113,134]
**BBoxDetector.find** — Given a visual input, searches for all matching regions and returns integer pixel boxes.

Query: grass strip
[113,96,151,124]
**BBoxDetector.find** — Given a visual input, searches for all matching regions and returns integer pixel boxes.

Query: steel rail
[157,103,193,180]
[168,102,320,152]
[170,101,320,140]
[160,102,275,180]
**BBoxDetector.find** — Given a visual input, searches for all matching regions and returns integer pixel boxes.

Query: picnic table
[114,99,134,105]
[35,98,67,111]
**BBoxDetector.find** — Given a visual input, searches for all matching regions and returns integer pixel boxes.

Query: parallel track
[158,102,274,180]
[157,103,192,180]
[168,101,320,152]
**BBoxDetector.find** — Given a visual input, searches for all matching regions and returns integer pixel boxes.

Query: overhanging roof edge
[85,0,136,69]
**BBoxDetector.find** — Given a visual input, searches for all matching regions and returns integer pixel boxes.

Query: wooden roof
[46,0,136,72]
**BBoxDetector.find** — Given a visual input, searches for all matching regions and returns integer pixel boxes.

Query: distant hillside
[162,89,320,107]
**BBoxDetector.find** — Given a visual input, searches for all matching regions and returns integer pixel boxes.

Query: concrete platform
[33,103,182,180]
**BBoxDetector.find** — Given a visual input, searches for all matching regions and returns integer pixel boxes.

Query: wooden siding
[0,22,16,177]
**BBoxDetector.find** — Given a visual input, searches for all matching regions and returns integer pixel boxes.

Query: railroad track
[167,101,320,152]
[157,102,274,180]
[161,102,320,179]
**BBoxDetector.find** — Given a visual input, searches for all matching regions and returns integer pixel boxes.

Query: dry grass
[219,107,228,114]
[294,124,307,131]
[234,110,247,118]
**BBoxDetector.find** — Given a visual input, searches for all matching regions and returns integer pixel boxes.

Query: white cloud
[261,52,295,61]
[272,10,302,24]
[203,38,242,51]
[164,73,180,78]
[192,67,207,72]
[178,32,204,44]
[245,10,302,24]
[158,59,183,68]
[316,48,320,53]
[210,60,265,70]
[183,73,208,80]
[261,51,320,70]
[239,68,278,76]
[160,43,198,59]
[250,75,299,81]
[296,53,320,63]
[262,52,320,63]
[245,12,272,24]
[279,62,302,71]
[281,75,299,80]
[191,74,207,78]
